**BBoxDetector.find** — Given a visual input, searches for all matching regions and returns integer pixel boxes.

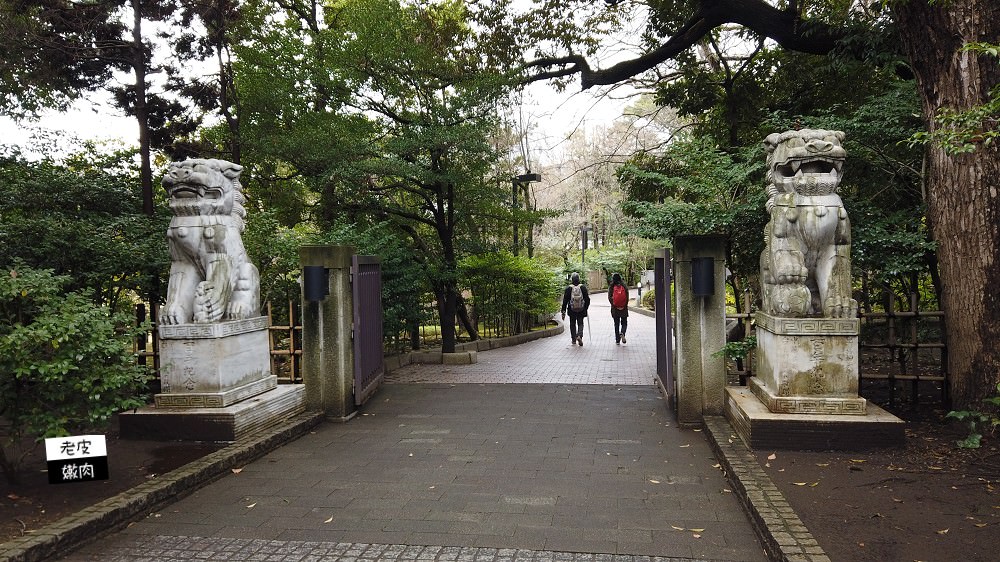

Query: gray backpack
[569,285,585,312]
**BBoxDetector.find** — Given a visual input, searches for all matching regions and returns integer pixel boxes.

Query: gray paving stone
[25,307,793,562]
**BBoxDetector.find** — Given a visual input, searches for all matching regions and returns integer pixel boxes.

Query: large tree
[521,0,999,408]
[232,0,528,353]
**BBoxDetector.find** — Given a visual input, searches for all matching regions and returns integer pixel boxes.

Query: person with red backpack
[560,272,590,346]
[608,272,629,345]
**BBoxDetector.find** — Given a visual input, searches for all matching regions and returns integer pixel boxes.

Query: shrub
[641,288,655,309]
[0,263,151,483]
[460,251,563,336]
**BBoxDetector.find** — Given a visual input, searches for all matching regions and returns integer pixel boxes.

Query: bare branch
[524,0,844,90]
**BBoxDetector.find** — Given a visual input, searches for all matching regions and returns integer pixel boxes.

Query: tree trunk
[131,0,152,217]
[892,0,1000,408]
[455,293,479,341]
[435,283,458,353]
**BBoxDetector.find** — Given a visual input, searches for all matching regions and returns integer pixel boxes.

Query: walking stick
[586,315,592,343]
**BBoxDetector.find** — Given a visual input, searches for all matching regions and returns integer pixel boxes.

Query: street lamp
[511,173,542,256]
[580,222,593,265]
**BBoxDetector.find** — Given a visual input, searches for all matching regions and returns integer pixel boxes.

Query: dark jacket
[561,283,590,317]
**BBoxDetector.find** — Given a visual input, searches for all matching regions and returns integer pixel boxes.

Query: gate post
[673,235,727,426]
[300,245,356,421]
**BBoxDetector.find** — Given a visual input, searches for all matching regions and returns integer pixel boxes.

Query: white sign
[45,435,107,460]
[45,435,109,484]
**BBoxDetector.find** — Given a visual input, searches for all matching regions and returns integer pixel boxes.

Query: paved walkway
[56,301,768,562]
[388,301,656,385]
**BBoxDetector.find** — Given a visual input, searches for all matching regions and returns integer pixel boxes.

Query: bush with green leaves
[460,251,563,336]
[0,150,170,313]
[641,288,655,310]
[0,263,151,483]
[946,383,1000,449]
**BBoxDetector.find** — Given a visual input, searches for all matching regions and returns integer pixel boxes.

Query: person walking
[608,272,629,345]
[561,272,590,346]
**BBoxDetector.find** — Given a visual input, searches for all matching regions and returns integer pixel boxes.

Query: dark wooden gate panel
[352,255,384,406]
[655,249,676,413]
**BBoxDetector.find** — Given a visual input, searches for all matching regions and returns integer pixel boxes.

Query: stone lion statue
[759,129,857,318]
[161,158,260,325]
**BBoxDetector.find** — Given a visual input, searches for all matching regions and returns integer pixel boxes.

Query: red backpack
[612,284,628,309]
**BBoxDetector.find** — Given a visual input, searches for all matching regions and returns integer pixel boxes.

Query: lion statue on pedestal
[759,129,858,318]
[161,158,260,325]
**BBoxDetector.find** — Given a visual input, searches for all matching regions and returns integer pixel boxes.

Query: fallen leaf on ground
[692,533,701,538]
[671,525,685,531]
[975,523,989,528]
[679,444,690,448]
[767,453,777,460]
[816,463,829,467]
[245,502,256,509]
[689,528,705,532]
[231,468,243,474]
[809,482,820,487]
[793,482,808,486]
[649,479,661,484]
[929,466,943,470]
[850,459,866,463]
[936,529,949,535]
[324,516,333,523]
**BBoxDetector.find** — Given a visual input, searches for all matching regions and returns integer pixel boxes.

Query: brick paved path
[57,302,766,562]
[389,301,656,385]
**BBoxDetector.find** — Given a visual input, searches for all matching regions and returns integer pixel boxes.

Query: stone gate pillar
[673,235,727,426]
[299,245,356,421]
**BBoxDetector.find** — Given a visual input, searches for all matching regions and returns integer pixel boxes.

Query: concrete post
[299,245,356,421]
[673,235,727,426]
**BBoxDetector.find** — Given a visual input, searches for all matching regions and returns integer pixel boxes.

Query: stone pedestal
[155,317,275,408]
[120,316,306,441]
[751,312,867,415]
[725,387,904,450]
[725,312,904,450]
[120,384,306,442]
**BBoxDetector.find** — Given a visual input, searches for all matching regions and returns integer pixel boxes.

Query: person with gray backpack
[560,272,590,346]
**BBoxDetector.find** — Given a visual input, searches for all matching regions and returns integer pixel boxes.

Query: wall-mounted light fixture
[691,257,714,297]
[303,266,329,302]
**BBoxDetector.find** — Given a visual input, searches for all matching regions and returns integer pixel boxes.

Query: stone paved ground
[54,301,768,562]
[388,301,655,386]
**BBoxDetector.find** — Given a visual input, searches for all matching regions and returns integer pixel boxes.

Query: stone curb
[0,411,325,562]
[628,305,655,318]
[386,322,564,369]
[703,416,831,562]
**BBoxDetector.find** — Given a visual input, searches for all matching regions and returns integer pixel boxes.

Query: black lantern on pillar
[691,257,714,297]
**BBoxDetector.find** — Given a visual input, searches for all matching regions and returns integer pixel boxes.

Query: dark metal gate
[352,255,384,406]
[655,249,676,412]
